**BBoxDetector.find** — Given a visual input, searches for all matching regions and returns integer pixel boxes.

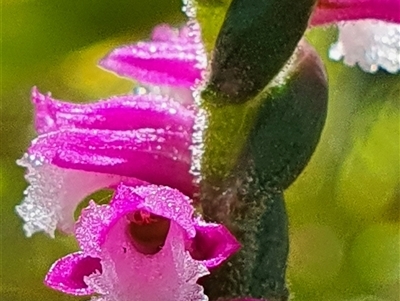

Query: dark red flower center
[127,210,171,255]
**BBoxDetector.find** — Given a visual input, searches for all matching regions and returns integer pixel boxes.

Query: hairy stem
[200,162,289,301]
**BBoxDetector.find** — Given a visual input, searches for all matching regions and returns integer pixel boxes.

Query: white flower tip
[329,20,400,74]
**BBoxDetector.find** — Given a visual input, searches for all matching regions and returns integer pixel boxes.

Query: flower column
[192,0,328,300]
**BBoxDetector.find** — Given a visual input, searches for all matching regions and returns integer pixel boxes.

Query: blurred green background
[1,1,399,300]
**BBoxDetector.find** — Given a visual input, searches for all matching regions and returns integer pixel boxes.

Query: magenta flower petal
[44,252,101,296]
[19,86,196,236]
[99,42,202,87]
[75,184,197,257]
[190,221,241,268]
[72,183,210,301]
[32,87,194,134]
[311,0,400,26]
[17,125,194,237]
[15,153,142,236]
[73,201,113,258]
[99,22,206,87]
[27,128,194,195]
[112,184,197,236]
[45,183,240,299]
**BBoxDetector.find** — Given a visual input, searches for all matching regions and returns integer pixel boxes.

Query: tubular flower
[44,183,240,301]
[16,22,206,237]
[311,0,400,73]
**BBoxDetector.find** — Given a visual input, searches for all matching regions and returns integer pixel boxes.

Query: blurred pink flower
[44,183,239,300]
[16,22,206,237]
[311,0,400,73]
[99,21,206,104]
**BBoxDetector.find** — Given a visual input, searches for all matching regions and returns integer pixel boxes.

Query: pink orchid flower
[16,22,206,237]
[44,182,240,301]
[311,0,400,73]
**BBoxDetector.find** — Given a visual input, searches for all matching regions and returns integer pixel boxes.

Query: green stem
[199,41,328,300]
[200,161,289,301]
[205,0,317,103]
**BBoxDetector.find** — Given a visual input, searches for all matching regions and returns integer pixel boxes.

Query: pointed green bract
[247,41,328,190]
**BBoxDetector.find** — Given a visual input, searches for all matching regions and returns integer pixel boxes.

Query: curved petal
[311,0,400,26]
[99,22,206,87]
[15,153,142,236]
[113,184,197,237]
[76,184,197,256]
[99,42,204,87]
[86,222,209,301]
[17,124,194,237]
[75,183,209,301]
[32,87,194,134]
[190,221,241,268]
[44,252,101,296]
[27,128,195,196]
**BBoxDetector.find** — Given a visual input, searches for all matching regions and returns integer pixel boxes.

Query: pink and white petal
[15,153,140,237]
[151,23,180,42]
[328,20,400,73]
[76,183,197,264]
[191,220,241,268]
[85,212,209,301]
[144,84,196,107]
[28,128,195,196]
[99,40,204,87]
[32,87,195,134]
[151,21,204,46]
[44,251,101,296]
[75,201,115,258]
[111,184,197,238]
[311,0,400,26]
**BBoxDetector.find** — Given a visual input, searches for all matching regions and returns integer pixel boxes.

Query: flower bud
[247,40,328,189]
